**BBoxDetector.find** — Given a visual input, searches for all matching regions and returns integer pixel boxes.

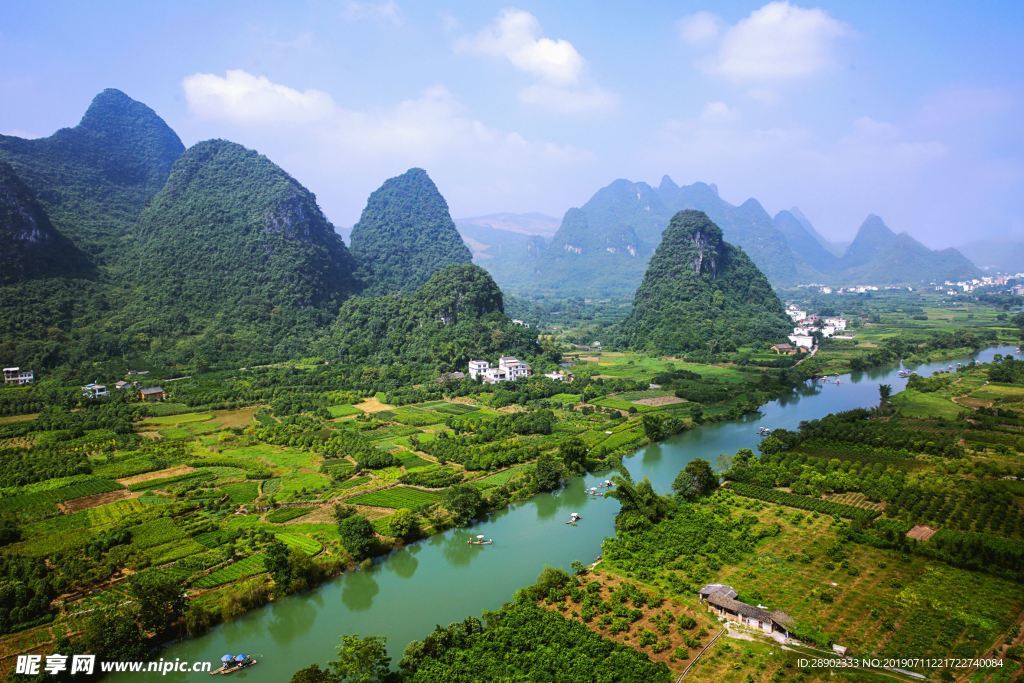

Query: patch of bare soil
[116,464,194,487]
[354,397,394,413]
[634,396,687,407]
[58,489,139,513]
[906,525,937,541]
[212,405,260,428]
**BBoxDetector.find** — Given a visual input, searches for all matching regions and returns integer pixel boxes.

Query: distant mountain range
[958,239,1024,273]
[455,176,982,297]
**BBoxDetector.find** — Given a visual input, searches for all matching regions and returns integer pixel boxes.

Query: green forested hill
[349,168,473,294]
[122,139,360,367]
[613,210,791,354]
[0,88,184,262]
[0,160,92,284]
[318,264,537,370]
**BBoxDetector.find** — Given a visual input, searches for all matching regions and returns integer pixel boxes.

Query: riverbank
[113,344,1018,681]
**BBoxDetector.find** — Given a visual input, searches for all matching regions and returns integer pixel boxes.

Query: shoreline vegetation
[0,301,1020,680]
[293,350,1024,682]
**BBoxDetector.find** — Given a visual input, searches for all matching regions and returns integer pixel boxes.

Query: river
[125,345,1016,681]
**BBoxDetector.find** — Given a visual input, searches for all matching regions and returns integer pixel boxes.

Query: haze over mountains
[456,177,985,298]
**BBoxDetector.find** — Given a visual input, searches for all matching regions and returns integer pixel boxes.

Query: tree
[338,514,377,562]
[330,634,393,683]
[605,467,669,531]
[442,484,484,526]
[129,570,184,638]
[878,383,892,405]
[559,437,587,473]
[266,538,293,592]
[534,454,563,492]
[672,459,719,501]
[80,607,148,662]
[291,664,341,683]
[388,508,420,541]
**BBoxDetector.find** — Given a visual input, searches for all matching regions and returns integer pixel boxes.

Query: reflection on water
[126,345,1015,682]
[340,569,379,612]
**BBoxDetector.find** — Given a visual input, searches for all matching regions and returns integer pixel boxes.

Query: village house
[699,584,793,642]
[788,333,815,351]
[544,370,573,381]
[81,383,109,399]
[3,367,34,385]
[771,343,796,355]
[139,386,167,401]
[785,305,807,322]
[467,356,532,384]
[822,316,847,331]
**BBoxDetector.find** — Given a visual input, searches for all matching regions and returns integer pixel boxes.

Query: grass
[327,404,361,418]
[892,389,963,420]
[472,466,527,489]
[193,554,267,588]
[274,532,323,555]
[348,486,441,510]
[266,507,315,523]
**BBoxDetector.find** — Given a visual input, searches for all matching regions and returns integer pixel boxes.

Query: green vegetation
[349,167,473,295]
[319,263,538,370]
[613,211,791,354]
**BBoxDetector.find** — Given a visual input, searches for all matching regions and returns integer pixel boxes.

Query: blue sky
[2,1,1022,247]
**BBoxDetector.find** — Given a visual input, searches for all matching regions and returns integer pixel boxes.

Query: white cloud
[700,101,738,123]
[519,83,617,115]
[455,8,614,115]
[179,69,593,221]
[456,8,583,84]
[183,70,335,125]
[342,1,403,26]
[677,11,721,45]
[683,2,850,83]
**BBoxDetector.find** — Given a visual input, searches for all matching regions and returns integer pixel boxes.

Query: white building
[82,383,109,399]
[468,356,532,384]
[3,367,34,385]
[822,316,847,331]
[785,306,807,322]
[544,371,568,381]
[788,334,815,350]
[468,360,490,380]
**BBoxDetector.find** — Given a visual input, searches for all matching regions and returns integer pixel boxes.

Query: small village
[768,305,849,355]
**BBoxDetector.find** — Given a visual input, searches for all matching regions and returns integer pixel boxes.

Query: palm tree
[605,466,669,531]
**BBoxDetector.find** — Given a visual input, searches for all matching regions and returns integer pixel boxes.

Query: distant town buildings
[2,367,34,385]
[468,356,532,384]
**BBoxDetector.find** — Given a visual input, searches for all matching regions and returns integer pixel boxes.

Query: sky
[1,1,1022,248]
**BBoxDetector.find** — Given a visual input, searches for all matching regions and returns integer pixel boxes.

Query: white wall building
[788,334,815,350]
[3,367,34,385]
[468,360,490,380]
[786,305,807,322]
[468,357,532,384]
[823,316,847,331]
[82,383,109,399]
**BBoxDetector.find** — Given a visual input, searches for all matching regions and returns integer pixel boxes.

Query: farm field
[0,299,1019,677]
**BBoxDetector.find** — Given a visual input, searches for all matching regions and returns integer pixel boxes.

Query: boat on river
[566,512,582,525]
[757,427,773,436]
[468,534,493,545]
[211,654,256,676]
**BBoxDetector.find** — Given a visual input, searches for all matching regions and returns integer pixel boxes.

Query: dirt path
[116,464,194,487]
